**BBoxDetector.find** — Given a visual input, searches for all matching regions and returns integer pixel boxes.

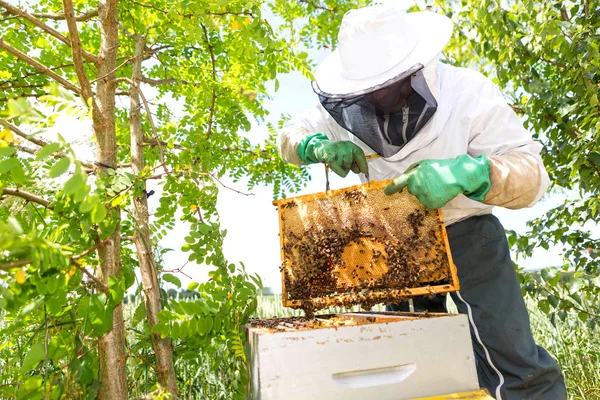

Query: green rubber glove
[297,133,369,178]
[383,154,491,209]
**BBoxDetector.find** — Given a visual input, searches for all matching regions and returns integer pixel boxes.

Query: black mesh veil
[312,63,438,158]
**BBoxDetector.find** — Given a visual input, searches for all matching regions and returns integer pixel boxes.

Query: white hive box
[246,312,478,400]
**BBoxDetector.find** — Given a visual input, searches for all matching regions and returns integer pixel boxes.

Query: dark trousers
[387,215,567,400]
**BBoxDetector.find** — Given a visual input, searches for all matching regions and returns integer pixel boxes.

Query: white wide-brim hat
[314,5,453,97]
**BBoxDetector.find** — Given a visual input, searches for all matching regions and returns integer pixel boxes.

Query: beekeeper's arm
[278,104,368,177]
[468,76,550,209]
[384,73,550,210]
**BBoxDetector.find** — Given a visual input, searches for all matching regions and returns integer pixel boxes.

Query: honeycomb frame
[273,179,459,309]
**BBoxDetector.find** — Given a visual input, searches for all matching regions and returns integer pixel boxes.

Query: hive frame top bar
[273,179,460,309]
[272,178,394,207]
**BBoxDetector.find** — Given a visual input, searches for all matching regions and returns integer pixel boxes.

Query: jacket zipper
[401,106,409,143]
[383,113,392,143]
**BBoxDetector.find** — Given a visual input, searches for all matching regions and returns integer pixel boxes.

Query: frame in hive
[273,179,459,309]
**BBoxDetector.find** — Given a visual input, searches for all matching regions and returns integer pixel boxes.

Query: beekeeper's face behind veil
[311,5,452,158]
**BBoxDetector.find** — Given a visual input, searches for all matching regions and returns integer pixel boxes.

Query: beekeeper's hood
[312,5,453,158]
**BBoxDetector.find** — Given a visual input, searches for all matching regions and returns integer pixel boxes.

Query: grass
[529,308,600,399]
[255,295,600,399]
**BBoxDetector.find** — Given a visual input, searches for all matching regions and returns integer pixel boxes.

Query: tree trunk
[129,36,179,395]
[94,0,128,399]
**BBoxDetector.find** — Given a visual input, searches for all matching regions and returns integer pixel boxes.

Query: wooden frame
[273,179,459,308]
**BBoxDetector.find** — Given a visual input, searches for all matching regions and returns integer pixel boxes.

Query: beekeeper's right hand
[296,133,368,178]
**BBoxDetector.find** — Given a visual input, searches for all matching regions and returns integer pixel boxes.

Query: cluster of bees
[278,190,451,317]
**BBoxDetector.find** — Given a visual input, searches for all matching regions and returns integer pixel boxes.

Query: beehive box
[273,180,459,311]
[245,312,479,400]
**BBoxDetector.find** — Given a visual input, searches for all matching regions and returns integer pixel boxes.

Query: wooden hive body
[246,312,479,400]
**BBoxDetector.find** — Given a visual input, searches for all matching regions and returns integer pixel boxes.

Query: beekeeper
[277,5,566,400]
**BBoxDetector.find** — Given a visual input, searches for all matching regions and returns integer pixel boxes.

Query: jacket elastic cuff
[296,132,329,164]
[463,154,491,201]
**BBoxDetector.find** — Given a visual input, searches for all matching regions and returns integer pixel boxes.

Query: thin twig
[72,238,109,260]
[32,9,98,21]
[298,0,337,12]
[0,259,32,270]
[71,259,109,292]
[90,54,143,84]
[162,261,192,280]
[143,135,184,150]
[200,24,217,138]
[138,87,168,174]
[209,173,254,196]
[0,83,46,90]
[0,93,46,102]
[0,38,82,94]
[0,62,77,86]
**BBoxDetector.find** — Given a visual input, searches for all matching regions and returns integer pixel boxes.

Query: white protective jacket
[278,62,550,226]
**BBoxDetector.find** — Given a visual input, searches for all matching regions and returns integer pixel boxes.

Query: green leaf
[21,342,45,374]
[198,316,213,335]
[36,143,60,160]
[11,162,26,184]
[64,173,86,195]
[17,375,43,400]
[0,157,19,172]
[47,276,59,294]
[163,273,181,288]
[198,223,211,234]
[0,146,16,157]
[91,203,107,223]
[587,152,600,166]
[188,281,199,291]
[80,195,98,213]
[49,157,70,177]
[108,276,125,306]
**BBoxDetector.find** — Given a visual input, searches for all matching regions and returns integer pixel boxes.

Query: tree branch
[0,259,31,270]
[0,1,96,63]
[62,0,94,100]
[0,93,45,102]
[298,0,337,12]
[209,173,254,196]
[1,188,53,208]
[32,9,98,21]
[139,87,168,174]
[140,76,205,87]
[200,24,217,138]
[0,38,82,94]
[0,63,75,86]
[0,118,47,147]
[11,143,93,172]
[140,77,178,85]
[142,136,184,150]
